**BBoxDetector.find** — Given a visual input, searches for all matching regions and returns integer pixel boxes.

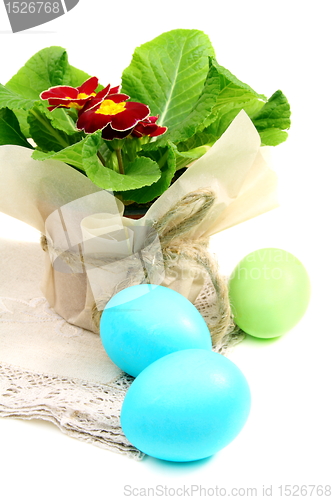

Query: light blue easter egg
[100,284,212,377]
[121,349,251,462]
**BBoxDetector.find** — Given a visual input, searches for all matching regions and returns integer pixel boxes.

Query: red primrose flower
[76,85,150,134]
[132,116,167,138]
[40,77,100,111]
[102,115,167,140]
[41,78,167,140]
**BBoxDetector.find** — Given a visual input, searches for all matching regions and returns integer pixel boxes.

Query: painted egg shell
[100,284,212,377]
[228,248,311,339]
[121,349,251,462]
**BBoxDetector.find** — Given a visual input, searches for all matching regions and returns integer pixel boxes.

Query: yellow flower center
[64,92,96,110]
[77,92,96,99]
[66,102,84,109]
[96,99,126,116]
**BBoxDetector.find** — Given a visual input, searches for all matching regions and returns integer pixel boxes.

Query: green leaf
[82,133,161,191]
[68,64,93,88]
[4,47,70,139]
[9,110,30,137]
[0,83,36,111]
[174,144,211,170]
[157,58,221,146]
[46,107,80,136]
[257,128,288,146]
[5,46,70,99]
[198,59,266,132]
[32,138,86,170]
[28,102,83,152]
[121,142,177,204]
[214,60,265,101]
[0,108,33,148]
[68,64,104,92]
[0,83,36,138]
[202,96,264,138]
[250,90,291,145]
[178,62,291,149]
[177,59,267,151]
[177,129,218,152]
[121,29,215,129]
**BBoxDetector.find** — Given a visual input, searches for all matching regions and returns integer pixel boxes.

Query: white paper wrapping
[0,111,278,332]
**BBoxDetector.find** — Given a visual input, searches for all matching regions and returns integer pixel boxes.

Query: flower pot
[0,112,279,349]
[123,204,149,220]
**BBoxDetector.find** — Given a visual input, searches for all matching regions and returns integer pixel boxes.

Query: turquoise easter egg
[228,248,311,339]
[121,349,251,462]
[100,284,212,377]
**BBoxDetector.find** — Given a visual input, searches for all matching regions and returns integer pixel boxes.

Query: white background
[0,1,332,499]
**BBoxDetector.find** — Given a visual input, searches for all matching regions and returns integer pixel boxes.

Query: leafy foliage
[250,90,291,146]
[121,142,177,203]
[28,102,84,152]
[80,132,161,191]
[0,108,33,148]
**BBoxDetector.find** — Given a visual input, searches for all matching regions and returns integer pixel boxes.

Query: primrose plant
[0,29,291,207]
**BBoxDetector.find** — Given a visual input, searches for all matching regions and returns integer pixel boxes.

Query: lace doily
[0,361,141,458]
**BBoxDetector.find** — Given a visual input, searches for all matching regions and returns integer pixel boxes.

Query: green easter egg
[228,248,311,339]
